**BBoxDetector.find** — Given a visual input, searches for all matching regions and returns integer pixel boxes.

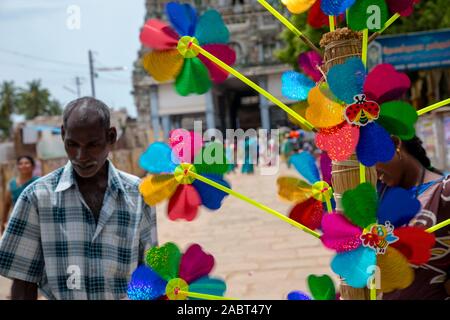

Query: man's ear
[108,127,117,145]
[61,125,65,142]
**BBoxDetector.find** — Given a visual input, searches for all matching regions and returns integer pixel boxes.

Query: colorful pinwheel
[282,0,356,15]
[321,183,435,293]
[139,1,236,96]
[127,242,226,300]
[287,274,337,300]
[139,129,230,221]
[277,151,333,230]
[306,57,417,166]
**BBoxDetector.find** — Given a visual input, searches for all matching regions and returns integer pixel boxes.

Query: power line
[0,47,87,68]
[0,61,85,75]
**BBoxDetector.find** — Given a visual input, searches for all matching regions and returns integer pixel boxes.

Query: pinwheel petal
[194,142,229,175]
[320,152,332,185]
[391,227,435,265]
[377,186,421,227]
[306,85,345,128]
[316,123,359,162]
[282,0,316,14]
[331,246,376,288]
[289,198,323,230]
[342,182,378,229]
[192,174,230,210]
[189,277,226,300]
[378,247,414,293]
[321,0,357,16]
[127,266,167,300]
[308,274,336,300]
[307,0,330,29]
[139,142,178,174]
[145,242,181,281]
[364,64,410,104]
[175,57,212,96]
[179,244,215,284]
[277,176,313,203]
[195,9,230,45]
[168,184,202,221]
[321,213,363,253]
[169,129,203,163]
[166,2,197,36]
[281,71,315,101]
[328,57,366,104]
[386,0,418,16]
[356,122,396,167]
[287,291,311,300]
[298,50,323,82]
[198,44,236,83]
[289,151,320,184]
[142,50,184,82]
[139,175,179,206]
[377,101,418,140]
[348,0,388,32]
[139,19,179,50]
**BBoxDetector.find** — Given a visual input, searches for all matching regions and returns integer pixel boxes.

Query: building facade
[132,0,295,140]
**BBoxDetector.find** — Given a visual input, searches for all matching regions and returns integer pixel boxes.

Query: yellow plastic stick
[359,164,366,183]
[417,98,450,116]
[178,290,236,300]
[426,218,450,233]
[325,198,333,213]
[188,170,321,238]
[329,16,335,32]
[370,284,377,300]
[379,13,401,34]
[256,0,321,53]
[191,42,316,131]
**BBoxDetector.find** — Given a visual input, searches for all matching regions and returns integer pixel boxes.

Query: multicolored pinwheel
[277,151,333,230]
[139,129,230,221]
[321,183,435,293]
[287,274,337,300]
[139,1,236,96]
[305,57,417,166]
[128,242,227,300]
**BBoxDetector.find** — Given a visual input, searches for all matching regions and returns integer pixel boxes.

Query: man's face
[62,114,115,178]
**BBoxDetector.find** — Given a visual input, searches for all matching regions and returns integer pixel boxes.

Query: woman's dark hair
[17,155,35,167]
[402,136,442,174]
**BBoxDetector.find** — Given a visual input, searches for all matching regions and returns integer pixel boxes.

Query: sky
[0,0,147,118]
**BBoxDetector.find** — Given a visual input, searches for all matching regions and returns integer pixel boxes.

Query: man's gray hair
[63,96,110,130]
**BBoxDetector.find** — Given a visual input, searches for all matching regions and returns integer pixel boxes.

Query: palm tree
[17,80,62,119]
[0,81,17,139]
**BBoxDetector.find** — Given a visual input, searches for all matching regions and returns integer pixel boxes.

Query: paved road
[0,163,336,300]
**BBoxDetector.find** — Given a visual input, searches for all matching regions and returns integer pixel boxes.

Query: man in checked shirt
[0,97,158,299]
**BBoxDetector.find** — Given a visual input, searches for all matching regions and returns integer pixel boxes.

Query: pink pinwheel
[139,129,230,221]
[139,2,236,96]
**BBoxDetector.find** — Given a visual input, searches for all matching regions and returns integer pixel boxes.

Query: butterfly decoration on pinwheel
[305,57,417,167]
[139,129,230,221]
[128,242,226,300]
[277,151,333,230]
[282,0,418,31]
[321,183,435,293]
[139,1,236,96]
[288,274,337,300]
[281,51,323,129]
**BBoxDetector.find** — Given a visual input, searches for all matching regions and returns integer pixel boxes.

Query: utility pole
[75,76,82,97]
[88,50,96,98]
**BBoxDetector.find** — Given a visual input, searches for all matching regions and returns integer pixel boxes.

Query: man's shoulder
[115,169,141,191]
[23,167,65,194]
